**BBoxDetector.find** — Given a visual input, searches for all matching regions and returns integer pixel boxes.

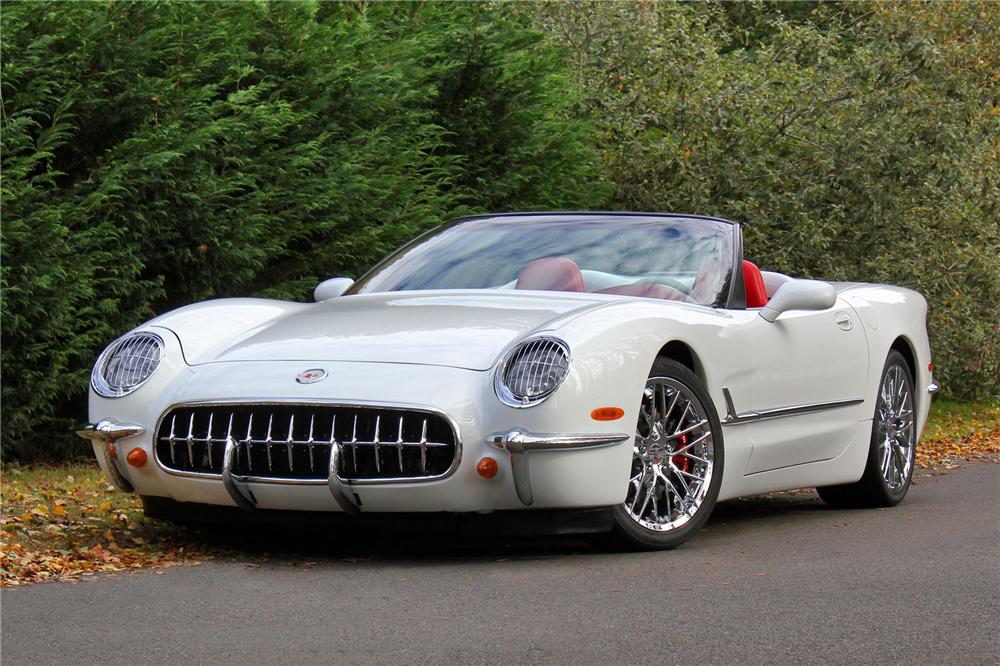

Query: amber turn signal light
[591,407,625,421]
[477,457,498,479]
[126,447,148,468]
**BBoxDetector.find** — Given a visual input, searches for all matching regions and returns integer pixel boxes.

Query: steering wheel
[647,276,694,296]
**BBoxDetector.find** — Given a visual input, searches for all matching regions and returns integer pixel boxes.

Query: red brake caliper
[672,432,691,474]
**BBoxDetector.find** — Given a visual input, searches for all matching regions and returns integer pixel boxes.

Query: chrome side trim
[328,442,360,514]
[721,387,864,426]
[152,399,462,486]
[488,429,630,506]
[928,382,940,395]
[222,436,257,511]
[76,419,143,493]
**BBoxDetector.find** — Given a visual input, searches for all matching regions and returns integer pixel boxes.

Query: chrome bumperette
[721,387,863,426]
[328,442,359,514]
[488,428,630,506]
[76,419,144,492]
[222,436,257,511]
[927,381,940,395]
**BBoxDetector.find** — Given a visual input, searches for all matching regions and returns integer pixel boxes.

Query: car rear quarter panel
[841,284,933,440]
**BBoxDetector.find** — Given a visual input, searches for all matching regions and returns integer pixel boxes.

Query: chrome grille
[155,404,458,481]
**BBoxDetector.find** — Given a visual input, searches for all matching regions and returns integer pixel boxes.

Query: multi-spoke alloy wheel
[876,363,915,491]
[817,350,916,508]
[626,377,714,531]
[610,359,723,550]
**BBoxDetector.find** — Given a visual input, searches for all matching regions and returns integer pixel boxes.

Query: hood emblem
[296,368,328,384]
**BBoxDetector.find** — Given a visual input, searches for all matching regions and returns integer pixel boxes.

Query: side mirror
[314,277,354,302]
[759,279,836,323]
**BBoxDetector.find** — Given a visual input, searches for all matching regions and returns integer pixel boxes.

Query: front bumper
[82,360,635,513]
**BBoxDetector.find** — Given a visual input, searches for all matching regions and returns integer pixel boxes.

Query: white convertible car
[80,212,937,549]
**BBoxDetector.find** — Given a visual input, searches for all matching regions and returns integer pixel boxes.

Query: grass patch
[1,400,997,586]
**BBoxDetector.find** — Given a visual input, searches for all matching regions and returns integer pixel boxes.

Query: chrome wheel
[624,377,715,532]
[876,363,915,491]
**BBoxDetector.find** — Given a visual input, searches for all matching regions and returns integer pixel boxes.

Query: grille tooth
[156,405,457,481]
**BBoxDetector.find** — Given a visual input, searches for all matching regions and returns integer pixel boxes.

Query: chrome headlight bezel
[494,336,571,408]
[91,332,165,398]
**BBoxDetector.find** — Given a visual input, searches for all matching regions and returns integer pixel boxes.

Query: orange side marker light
[591,407,625,421]
[126,447,148,468]
[477,457,498,479]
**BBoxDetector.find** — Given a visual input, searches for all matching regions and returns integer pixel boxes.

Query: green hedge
[2,1,996,461]
[0,1,606,460]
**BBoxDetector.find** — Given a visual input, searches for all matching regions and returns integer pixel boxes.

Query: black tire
[817,350,916,508]
[607,358,724,550]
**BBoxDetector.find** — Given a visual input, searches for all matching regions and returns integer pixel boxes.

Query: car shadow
[164,489,833,565]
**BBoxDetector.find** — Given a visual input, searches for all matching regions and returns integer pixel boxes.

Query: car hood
[155,290,613,371]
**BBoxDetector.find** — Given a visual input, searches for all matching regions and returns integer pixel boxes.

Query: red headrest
[516,257,585,292]
[742,260,768,308]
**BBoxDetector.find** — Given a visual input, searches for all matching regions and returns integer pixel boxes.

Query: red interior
[742,260,769,308]
[516,256,770,309]
[515,257,585,292]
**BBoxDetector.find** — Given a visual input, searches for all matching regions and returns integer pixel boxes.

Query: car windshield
[350,215,735,306]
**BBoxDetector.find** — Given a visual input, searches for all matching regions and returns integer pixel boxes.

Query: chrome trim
[152,399,462,486]
[488,428,630,506]
[721,387,864,426]
[91,332,164,398]
[328,442,359,513]
[76,419,144,492]
[222,436,257,511]
[928,382,940,395]
[494,336,572,409]
[77,418,145,442]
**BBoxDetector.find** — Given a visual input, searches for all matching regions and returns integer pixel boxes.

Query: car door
[740,299,869,474]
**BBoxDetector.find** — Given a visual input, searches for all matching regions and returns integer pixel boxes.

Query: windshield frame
[346,212,744,309]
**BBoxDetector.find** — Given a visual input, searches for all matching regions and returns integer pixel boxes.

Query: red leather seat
[742,260,769,308]
[516,257,585,292]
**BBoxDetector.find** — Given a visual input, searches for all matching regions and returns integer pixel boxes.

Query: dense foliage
[2,1,997,460]
[533,0,998,400]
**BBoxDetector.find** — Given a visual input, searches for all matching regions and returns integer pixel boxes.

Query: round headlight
[495,336,571,407]
[91,332,164,398]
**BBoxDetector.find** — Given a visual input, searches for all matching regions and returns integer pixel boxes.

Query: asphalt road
[3,463,998,665]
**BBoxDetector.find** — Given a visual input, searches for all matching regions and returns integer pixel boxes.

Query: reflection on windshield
[351,216,734,306]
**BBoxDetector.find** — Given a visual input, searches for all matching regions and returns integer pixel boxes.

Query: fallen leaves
[916,404,1000,469]
[1,465,210,587]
